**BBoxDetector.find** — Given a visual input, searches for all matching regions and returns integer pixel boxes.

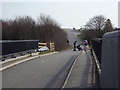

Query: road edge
[0,52,58,71]
[61,51,82,89]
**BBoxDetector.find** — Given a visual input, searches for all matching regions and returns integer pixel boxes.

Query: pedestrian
[83,40,88,51]
[66,39,69,43]
[73,41,77,51]
[76,45,82,51]
[84,40,88,46]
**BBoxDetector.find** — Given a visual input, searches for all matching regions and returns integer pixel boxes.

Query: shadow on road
[45,55,79,88]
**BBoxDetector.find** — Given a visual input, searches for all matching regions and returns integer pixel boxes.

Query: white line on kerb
[61,51,82,89]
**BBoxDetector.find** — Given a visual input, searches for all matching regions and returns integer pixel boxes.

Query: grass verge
[38,50,52,55]
[77,34,84,40]
[60,44,73,52]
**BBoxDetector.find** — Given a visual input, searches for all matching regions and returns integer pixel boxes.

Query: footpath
[63,50,100,88]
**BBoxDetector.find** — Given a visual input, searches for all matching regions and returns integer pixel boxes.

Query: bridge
[1,29,120,88]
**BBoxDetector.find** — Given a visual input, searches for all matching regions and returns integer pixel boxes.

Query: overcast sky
[1,0,119,29]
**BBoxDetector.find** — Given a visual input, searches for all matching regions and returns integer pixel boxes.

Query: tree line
[1,14,69,51]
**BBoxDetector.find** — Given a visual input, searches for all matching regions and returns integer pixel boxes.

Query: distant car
[38,47,49,52]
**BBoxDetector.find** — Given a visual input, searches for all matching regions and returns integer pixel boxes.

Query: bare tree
[36,14,67,51]
[81,15,115,39]
[85,15,106,31]
[2,14,68,51]
[37,14,60,27]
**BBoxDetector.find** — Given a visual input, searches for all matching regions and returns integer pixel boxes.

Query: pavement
[63,50,99,88]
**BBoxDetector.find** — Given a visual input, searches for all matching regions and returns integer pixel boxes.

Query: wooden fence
[38,42,55,51]
[38,43,47,48]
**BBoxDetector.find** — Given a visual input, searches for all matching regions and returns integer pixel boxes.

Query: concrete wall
[101,31,120,88]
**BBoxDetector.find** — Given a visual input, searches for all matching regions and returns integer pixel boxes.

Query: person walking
[73,41,77,51]
[66,39,69,43]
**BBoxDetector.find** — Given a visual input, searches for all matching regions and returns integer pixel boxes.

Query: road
[64,29,83,46]
[2,29,82,88]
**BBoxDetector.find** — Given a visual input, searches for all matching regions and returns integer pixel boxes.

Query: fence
[90,38,102,64]
[38,43,47,48]
[38,42,55,51]
[90,31,120,88]
[1,40,38,60]
[89,38,102,84]
[49,42,55,51]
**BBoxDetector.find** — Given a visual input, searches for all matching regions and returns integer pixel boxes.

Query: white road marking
[61,51,82,89]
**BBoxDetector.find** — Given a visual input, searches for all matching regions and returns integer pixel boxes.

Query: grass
[38,50,51,55]
[65,45,73,51]
[69,46,73,49]
[88,45,92,50]
[78,30,82,32]
[77,34,84,40]
[60,44,73,52]
[29,54,32,57]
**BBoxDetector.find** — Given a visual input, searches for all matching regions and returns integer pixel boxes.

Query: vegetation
[38,50,51,55]
[60,43,73,52]
[77,34,84,40]
[80,15,114,40]
[85,15,106,31]
[2,14,69,51]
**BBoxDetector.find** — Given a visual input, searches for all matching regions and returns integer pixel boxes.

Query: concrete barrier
[100,31,120,88]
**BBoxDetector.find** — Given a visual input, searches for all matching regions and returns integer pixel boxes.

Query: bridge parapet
[1,40,38,60]
[101,31,120,88]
